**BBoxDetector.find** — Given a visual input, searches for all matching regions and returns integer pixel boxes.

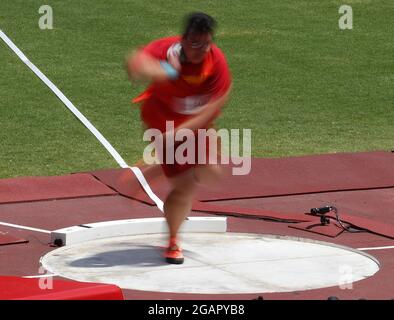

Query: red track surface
[0,151,393,300]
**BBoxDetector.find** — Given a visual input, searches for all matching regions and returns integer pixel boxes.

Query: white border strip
[128,166,164,211]
[0,30,127,169]
[23,274,58,279]
[51,217,227,246]
[357,245,394,251]
[0,29,164,212]
[0,221,50,234]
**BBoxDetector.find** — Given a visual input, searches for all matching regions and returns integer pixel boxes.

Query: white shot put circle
[41,232,380,294]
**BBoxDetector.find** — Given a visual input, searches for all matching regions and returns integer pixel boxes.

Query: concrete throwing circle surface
[41,233,380,294]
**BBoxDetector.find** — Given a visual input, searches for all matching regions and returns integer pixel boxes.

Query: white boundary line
[128,166,163,211]
[0,30,127,168]
[0,221,51,234]
[23,274,58,279]
[357,245,394,251]
[0,29,164,212]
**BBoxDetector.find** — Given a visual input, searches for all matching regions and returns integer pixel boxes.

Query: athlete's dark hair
[183,12,216,37]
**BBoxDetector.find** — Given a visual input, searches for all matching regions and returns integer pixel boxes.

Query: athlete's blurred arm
[175,85,232,132]
[126,50,178,82]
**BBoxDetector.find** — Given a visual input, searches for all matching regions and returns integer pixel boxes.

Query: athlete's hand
[175,86,232,132]
[166,43,182,71]
[126,50,176,82]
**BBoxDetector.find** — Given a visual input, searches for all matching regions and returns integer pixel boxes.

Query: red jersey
[133,36,231,131]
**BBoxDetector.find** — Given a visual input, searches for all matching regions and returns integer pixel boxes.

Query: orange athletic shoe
[164,238,184,264]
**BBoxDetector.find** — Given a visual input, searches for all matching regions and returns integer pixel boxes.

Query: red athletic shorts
[140,97,219,177]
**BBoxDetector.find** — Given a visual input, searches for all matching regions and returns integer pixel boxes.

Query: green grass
[0,0,393,178]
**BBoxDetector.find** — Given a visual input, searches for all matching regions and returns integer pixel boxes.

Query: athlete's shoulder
[209,44,230,71]
[210,43,227,57]
[142,35,181,59]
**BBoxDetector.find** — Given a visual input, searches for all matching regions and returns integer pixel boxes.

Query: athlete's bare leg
[194,130,225,189]
[164,169,197,239]
[163,135,224,264]
[164,164,223,238]
[194,164,223,189]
